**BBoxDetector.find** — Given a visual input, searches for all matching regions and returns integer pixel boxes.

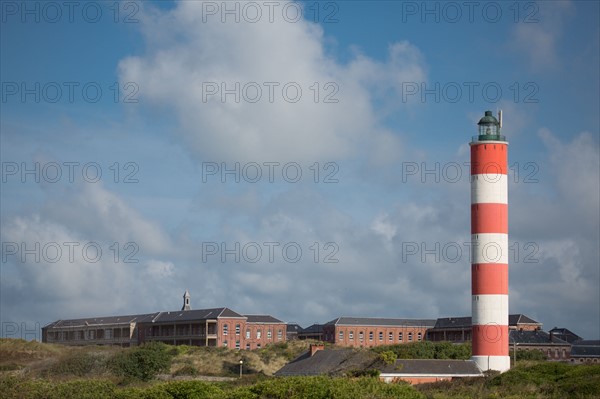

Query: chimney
[310,343,324,357]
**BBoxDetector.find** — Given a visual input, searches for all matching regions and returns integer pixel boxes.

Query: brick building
[42,292,286,349]
[428,314,542,342]
[509,330,571,361]
[42,313,157,347]
[322,317,436,348]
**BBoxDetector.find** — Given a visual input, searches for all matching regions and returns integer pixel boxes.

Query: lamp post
[239,360,243,378]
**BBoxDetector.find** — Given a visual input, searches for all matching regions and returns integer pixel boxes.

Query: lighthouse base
[471,355,510,373]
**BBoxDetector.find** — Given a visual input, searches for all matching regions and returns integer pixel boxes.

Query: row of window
[49,329,125,341]
[223,324,283,340]
[223,340,263,350]
[337,330,422,342]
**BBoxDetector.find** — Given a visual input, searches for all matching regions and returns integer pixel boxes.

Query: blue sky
[1,1,599,341]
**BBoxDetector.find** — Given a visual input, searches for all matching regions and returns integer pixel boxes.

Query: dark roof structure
[379,359,482,377]
[300,324,325,334]
[549,327,583,343]
[275,348,376,376]
[244,315,284,323]
[432,317,472,329]
[509,330,570,345]
[326,317,436,328]
[276,349,483,378]
[44,308,249,329]
[43,313,159,329]
[432,314,542,330]
[150,308,244,323]
[509,314,542,326]
[571,340,600,358]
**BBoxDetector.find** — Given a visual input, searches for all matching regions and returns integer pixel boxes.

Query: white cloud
[510,1,573,71]
[118,1,426,163]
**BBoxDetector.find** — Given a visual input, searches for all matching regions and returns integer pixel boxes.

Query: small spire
[182,290,191,311]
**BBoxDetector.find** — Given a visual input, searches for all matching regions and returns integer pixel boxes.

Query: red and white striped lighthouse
[470,110,510,372]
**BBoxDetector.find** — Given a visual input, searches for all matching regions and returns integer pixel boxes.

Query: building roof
[509,330,570,345]
[571,340,600,358]
[43,313,160,329]
[300,324,324,334]
[244,315,284,323]
[509,314,542,326]
[549,327,583,343]
[275,348,376,376]
[432,314,542,330]
[379,359,482,377]
[276,350,483,378]
[286,323,303,332]
[151,308,245,323]
[432,317,472,329]
[326,317,436,328]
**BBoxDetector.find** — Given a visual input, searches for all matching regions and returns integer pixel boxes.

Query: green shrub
[172,364,199,377]
[47,351,107,376]
[515,349,547,361]
[378,350,398,365]
[372,342,471,360]
[110,342,173,381]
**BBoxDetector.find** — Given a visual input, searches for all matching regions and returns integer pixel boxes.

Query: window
[369,331,373,341]
[339,331,344,341]
[267,329,272,339]
[277,329,283,340]
[349,331,354,340]
[236,324,240,335]
[257,344,261,349]
[417,332,422,341]
[245,343,250,350]
[399,332,403,341]
[235,341,240,349]
[257,329,262,339]
[359,331,364,341]
[105,329,113,339]
[223,324,228,336]
[379,332,383,341]
[388,332,393,341]
[408,332,413,341]
[246,330,250,339]
[223,340,228,347]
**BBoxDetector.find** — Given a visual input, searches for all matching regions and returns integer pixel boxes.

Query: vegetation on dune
[2,338,600,398]
[371,341,471,360]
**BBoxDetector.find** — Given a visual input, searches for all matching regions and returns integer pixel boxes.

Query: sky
[1,0,599,341]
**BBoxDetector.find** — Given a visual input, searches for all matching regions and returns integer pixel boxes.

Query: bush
[372,342,471,360]
[47,351,107,377]
[172,364,199,377]
[515,349,547,361]
[378,350,398,365]
[109,342,173,381]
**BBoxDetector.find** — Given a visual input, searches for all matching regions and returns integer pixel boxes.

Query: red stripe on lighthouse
[472,325,509,356]
[471,144,508,175]
[472,264,509,294]
[471,204,508,233]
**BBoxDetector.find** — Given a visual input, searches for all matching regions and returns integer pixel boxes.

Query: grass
[1,338,599,398]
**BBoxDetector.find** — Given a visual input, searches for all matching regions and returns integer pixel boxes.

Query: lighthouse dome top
[477,110,499,126]
[472,110,506,143]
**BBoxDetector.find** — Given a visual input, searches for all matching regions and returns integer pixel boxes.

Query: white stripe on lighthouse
[472,294,509,326]
[471,233,509,264]
[470,174,508,204]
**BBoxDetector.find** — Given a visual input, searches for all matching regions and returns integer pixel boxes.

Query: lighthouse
[470,110,510,372]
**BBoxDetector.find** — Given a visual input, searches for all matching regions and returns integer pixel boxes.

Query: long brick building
[42,291,286,349]
[321,317,436,348]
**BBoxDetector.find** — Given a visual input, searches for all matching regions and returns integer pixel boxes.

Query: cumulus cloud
[0,182,178,320]
[118,1,426,163]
